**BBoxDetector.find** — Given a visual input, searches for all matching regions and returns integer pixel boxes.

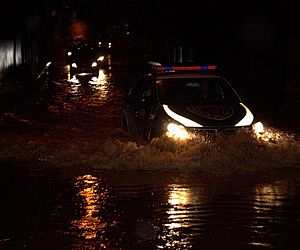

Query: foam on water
[1,125,299,174]
[95,127,299,174]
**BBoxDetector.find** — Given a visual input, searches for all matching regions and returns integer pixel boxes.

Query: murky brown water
[1,164,300,249]
[0,17,300,249]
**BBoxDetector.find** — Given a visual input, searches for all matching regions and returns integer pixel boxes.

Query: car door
[124,75,155,139]
[122,76,145,137]
[138,78,155,139]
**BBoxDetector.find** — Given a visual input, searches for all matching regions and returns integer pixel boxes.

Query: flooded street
[1,164,300,249]
[0,17,300,249]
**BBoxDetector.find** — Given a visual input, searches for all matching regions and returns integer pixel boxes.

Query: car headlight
[71,63,77,68]
[252,121,264,134]
[235,103,254,127]
[166,123,190,140]
[97,56,105,61]
[91,62,97,67]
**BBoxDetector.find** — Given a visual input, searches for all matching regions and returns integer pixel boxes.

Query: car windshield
[157,77,241,104]
[73,47,98,61]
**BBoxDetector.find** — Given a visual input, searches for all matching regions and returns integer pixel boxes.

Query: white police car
[121,64,263,141]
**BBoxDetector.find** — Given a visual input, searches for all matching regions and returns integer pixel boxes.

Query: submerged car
[121,64,263,141]
[66,39,109,78]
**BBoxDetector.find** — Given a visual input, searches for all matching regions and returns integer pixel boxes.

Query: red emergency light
[151,65,217,72]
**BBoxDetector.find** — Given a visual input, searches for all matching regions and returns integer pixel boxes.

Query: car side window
[129,76,145,100]
[142,79,153,100]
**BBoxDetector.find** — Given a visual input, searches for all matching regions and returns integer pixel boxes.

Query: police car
[121,63,263,141]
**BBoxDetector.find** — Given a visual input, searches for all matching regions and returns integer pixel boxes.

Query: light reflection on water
[66,69,110,100]
[160,184,200,249]
[245,181,297,249]
[48,66,125,119]
[254,182,286,209]
[71,175,106,240]
[56,172,300,249]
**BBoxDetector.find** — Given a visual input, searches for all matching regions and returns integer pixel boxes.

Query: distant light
[148,61,162,66]
[71,63,77,68]
[97,56,104,61]
[91,76,98,82]
[91,62,97,67]
[67,51,72,56]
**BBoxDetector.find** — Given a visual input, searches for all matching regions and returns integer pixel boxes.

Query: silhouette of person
[199,80,211,99]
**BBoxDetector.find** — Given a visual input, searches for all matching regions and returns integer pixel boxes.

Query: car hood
[163,102,247,127]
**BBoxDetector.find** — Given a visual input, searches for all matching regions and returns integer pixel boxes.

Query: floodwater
[0,17,300,249]
[1,165,300,249]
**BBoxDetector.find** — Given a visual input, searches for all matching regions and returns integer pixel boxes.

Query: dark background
[0,0,299,111]
[70,0,299,111]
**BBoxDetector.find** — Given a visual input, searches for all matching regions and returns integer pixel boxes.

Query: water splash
[97,128,299,173]
[1,125,298,174]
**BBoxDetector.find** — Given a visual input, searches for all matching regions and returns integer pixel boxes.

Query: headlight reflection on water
[168,186,190,206]
[89,70,110,102]
[89,69,107,85]
[71,174,114,242]
[157,184,197,249]
[66,69,110,102]
[253,183,286,209]
[248,181,292,248]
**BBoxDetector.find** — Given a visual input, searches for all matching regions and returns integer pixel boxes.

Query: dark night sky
[1,0,299,100]
[1,0,297,39]
[71,0,294,35]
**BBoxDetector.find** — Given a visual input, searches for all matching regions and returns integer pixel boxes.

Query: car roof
[147,64,222,80]
[154,72,222,80]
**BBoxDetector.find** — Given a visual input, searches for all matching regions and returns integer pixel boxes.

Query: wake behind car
[121,64,263,141]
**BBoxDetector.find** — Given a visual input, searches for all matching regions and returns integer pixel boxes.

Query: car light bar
[151,65,217,71]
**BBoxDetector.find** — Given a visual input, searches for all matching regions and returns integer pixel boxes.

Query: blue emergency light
[151,65,217,71]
